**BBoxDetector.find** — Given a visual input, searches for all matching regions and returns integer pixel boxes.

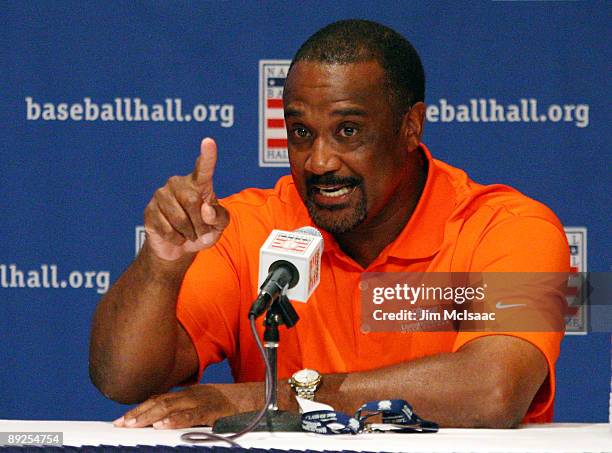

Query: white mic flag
[258,227,323,303]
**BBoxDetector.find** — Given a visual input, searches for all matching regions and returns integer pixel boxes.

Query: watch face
[293,368,320,385]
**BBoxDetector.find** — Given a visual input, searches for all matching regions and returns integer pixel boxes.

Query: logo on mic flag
[270,231,312,254]
[308,250,321,294]
[259,229,323,303]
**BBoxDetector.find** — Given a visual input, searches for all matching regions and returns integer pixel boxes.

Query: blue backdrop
[1,1,610,423]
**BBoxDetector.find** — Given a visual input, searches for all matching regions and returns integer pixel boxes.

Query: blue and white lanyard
[301,399,439,435]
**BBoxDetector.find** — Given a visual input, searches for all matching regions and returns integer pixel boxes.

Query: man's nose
[305,137,341,175]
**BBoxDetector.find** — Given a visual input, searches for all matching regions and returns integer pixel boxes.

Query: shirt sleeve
[453,215,570,422]
[176,214,242,383]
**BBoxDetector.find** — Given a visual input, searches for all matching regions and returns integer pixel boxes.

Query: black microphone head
[267,260,300,289]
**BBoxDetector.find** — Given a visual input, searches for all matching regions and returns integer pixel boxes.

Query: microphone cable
[180,313,274,447]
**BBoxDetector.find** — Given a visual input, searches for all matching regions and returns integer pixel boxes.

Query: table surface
[0,420,610,452]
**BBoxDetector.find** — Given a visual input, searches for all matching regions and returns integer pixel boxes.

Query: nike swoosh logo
[496,302,527,309]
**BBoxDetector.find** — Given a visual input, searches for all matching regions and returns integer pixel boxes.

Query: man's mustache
[306,174,362,190]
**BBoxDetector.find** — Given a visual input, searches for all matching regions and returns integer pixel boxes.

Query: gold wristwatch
[289,368,322,400]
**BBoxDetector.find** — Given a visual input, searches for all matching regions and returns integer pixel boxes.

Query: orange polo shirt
[176,144,569,423]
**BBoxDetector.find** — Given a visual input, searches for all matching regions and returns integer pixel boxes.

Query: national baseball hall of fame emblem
[259,60,291,167]
[564,227,588,334]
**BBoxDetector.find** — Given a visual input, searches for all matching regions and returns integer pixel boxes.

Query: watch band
[290,368,321,401]
[294,386,317,400]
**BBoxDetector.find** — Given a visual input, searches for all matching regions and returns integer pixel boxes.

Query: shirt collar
[381,143,456,261]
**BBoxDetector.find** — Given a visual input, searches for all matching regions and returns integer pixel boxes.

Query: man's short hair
[290,19,425,121]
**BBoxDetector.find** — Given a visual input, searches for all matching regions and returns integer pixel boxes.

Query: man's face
[283,61,419,235]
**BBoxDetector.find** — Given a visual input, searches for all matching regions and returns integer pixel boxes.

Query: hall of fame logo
[270,231,312,254]
[259,60,291,167]
[135,225,146,256]
[564,226,588,335]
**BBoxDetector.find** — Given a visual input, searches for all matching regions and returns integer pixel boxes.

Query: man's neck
[334,155,428,269]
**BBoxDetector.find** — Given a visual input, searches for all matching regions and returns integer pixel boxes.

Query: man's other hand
[144,138,230,262]
[113,382,263,429]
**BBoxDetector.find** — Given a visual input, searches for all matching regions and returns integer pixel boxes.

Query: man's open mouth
[312,183,358,198]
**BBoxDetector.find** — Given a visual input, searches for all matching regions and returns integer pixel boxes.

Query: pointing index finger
[192,137,217,192]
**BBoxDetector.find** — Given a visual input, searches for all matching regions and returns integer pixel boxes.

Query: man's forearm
[112,335,548,429]
[279,336,548,428]
[89,241,195,403]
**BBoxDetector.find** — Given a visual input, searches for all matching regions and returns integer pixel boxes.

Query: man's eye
[340,126,357,137]
[292,127,310,138]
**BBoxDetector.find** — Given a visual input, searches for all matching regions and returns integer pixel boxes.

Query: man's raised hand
[143,138,229,261]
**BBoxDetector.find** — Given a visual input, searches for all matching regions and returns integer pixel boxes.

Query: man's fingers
[155,186,198,241]
[192,137,218,191]
[201,200,230,230]
[114,395,161,427]
[144,199,187,247]
[179,202,229,253]
[152,406,210,429]
[117,394,197,428]
[140,138,226,261]
[173,188,209,238]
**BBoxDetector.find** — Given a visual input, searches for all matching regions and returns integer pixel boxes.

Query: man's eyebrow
[284,107,368,118]
[284,107,303,118]
[331,107,367,116]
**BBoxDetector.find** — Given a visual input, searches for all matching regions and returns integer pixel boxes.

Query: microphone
[249,227,324,318]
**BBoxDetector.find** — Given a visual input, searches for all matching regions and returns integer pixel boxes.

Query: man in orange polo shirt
[90,20,568,428]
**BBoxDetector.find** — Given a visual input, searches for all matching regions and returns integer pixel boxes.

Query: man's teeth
[319,186,352,197]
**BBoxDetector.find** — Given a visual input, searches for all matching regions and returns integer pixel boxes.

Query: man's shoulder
[434,158,564,233]
[429,158,568,272]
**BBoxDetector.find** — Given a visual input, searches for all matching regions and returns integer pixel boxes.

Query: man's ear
[401,102,426,152]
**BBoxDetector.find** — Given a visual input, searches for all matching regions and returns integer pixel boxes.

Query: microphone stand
[213,293,303,433]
